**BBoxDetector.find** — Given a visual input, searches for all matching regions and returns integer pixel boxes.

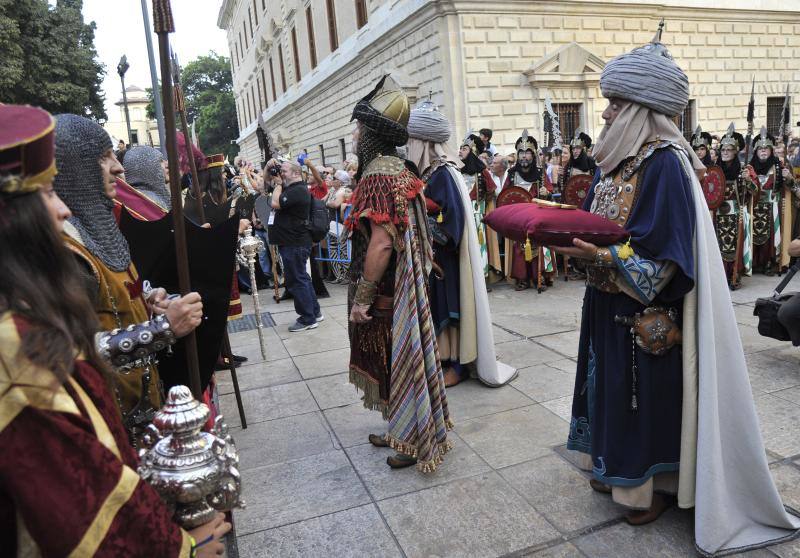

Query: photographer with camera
[267,157,321,331]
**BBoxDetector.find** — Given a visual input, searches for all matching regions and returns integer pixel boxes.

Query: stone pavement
[217,274,800,558]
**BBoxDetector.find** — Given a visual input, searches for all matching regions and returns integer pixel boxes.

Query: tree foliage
[0,0,106,120]
[144,52,238,159]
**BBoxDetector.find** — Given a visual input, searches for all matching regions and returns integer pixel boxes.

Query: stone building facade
[103,85,161,148]
[218,0,800,166]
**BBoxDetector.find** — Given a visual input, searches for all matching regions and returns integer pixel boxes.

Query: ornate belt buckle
[615,306,682,356]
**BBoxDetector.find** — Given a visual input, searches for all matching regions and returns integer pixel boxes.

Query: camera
[268,163,280,177]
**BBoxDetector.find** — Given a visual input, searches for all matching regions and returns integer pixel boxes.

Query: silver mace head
[238,227,264,258]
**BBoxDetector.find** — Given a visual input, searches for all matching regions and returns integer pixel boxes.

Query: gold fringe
[348,368,389,419]
[445,418,455,431]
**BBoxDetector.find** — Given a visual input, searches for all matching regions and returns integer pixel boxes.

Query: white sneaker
[316,313,325,322]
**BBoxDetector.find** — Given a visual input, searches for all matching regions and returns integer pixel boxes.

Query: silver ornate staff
[238,227,267,359]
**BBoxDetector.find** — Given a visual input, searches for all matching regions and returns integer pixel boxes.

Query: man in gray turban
[405,100,516,388]
[123,145,172,210]
[54,114,203,432]
[555,25,800,554]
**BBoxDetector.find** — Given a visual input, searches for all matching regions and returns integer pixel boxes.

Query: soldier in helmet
[690,125,713,166]
[743,127,796,275]
[715,124,755,289]
[345,76,452,472]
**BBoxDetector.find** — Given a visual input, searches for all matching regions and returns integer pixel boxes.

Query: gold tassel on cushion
[477,224,484,245]
[617,238,634,260]
[437,211,443,223]
[524,238,533,261]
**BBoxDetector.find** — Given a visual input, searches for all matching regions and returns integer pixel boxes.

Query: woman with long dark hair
[0,105,229,556]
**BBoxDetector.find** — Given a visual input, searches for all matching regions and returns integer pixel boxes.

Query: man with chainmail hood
[121,145,172,212]
[554,24,799,553]
[406,99,516,389]
[53,114,203,439]
[345,76,451,472]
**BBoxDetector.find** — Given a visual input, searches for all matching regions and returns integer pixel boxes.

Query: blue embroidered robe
[567,147,696,487]
[425,165,465,335]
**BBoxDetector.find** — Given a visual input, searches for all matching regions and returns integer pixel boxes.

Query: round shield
[564,174,593,208]
[702,166,726,210]
[496,185,533,206]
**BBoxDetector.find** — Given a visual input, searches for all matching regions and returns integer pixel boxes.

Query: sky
[80,0,230,120]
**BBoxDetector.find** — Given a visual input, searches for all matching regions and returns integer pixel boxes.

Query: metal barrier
[315,205,352,282]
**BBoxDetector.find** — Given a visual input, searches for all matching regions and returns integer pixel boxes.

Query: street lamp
[117,55,134,146]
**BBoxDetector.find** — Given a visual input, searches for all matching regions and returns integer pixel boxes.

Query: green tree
[0,0,106,120]
[182,52,238,160]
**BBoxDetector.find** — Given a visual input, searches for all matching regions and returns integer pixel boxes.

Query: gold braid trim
[348,368,389,420]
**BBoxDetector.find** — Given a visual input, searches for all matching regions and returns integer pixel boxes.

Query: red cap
[0,105,56,194]
[205,153,225,168]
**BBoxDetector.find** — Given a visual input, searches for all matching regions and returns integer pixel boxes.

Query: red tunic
[0,312,192,557]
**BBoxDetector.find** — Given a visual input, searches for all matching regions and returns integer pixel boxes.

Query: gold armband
[354,278,379,306]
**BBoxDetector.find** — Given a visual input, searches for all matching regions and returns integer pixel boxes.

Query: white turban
[600,39,689,118]
[407,100,451,144]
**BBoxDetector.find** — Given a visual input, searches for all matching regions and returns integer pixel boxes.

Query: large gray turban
[600,40,689,118]
[124,145,171,210]
[407,100,451,143]
[54,114,131,272]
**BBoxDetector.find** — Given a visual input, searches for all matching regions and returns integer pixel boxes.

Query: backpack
[306,196,329,243]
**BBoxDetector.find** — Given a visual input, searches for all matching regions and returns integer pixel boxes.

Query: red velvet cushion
[484,203,629,247]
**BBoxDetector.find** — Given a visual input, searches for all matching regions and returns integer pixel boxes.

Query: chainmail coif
[354,126,398,183]
[54,114,131,272]
[124,145,171,210]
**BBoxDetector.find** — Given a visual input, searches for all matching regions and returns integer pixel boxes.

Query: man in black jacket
[268,159,322,332]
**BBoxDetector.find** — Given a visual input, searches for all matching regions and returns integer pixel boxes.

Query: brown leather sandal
[368,434,389,448]
[624,493,672,526]
[387,453,417,469]
[589,479,612,494]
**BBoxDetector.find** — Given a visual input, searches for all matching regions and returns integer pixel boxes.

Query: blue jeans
[255,228,271,276]
[278,245,320,325]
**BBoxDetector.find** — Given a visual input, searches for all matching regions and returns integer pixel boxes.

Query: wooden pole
[152,0,202,399]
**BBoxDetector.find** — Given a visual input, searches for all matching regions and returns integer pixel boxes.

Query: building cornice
[217,0,237,30]
[236,0,450,142]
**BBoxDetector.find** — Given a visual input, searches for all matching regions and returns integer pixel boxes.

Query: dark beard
[750,153,778,176]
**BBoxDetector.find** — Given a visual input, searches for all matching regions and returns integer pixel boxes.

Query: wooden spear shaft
[152,0,202,398]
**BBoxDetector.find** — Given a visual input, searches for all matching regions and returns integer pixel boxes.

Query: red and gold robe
[0,311,192,557]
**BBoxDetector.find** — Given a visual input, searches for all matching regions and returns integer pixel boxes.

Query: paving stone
[500,454,624,534]
[774,386,800,405]
[323,402,387,448]
[444,379,533,421]
[524,542,584,557]
[293,347,351,379]
[531,329,581,359]
[216,357,301,395]
[231,412,338,471]
[227,330,291,362]
[733,302,761,328]
[236,504,401,558]
[772,538,800,558]
[747,353,800,394]
[739,323,789,354]
[494,339,566,369]
[378,472,560,557]
[511,363,576,403]
[492,311,581,339]
[572,507,696,557]
[236,450,371,535]
[306,372,363,410]
[542,395,574,423]
[753,394,800,458]
[768,346,800,366]
[457,404,568,468]
[346,431,491,500]
[219,381,318,428]
[276,315,348,339]
[280,323,351,356]
[493,324,524,344]
[770,463,800,510]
